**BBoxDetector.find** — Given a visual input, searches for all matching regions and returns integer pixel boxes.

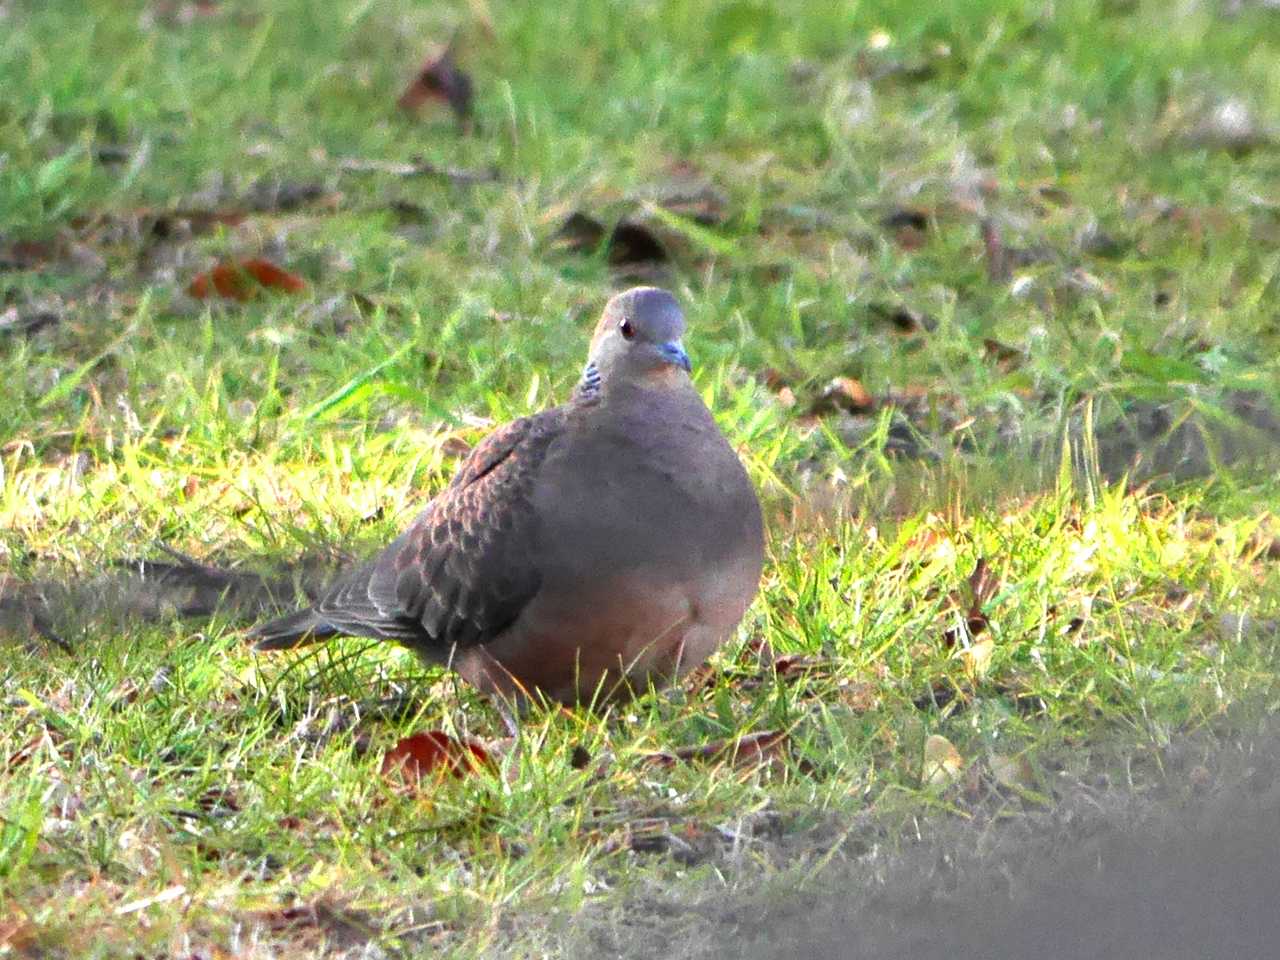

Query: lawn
[2,0,1280,956]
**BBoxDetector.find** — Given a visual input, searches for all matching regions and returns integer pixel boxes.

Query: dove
[249,287,763,707]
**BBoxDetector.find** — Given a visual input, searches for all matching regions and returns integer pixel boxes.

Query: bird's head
[584,287,691,390]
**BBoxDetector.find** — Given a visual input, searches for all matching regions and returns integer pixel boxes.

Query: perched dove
[249,287,763,706]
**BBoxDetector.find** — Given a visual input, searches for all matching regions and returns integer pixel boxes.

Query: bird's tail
[248,607,338,650]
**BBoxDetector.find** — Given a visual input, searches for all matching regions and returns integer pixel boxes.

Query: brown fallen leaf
[381,730,492,784]
[656,180,729,226]
[606,221,668,270]
[980,217,1009,282]
[923,733,964,787]
[1035,184,1073,207]
[989,753,1038,792]
[0,306,61,337]
[868,303,935,334]
[643,730,789,771]
[189,262,250,300]
[0,239,60,270]
[195,787,240,815]
[0,919,37,954]
[982,337,1026,370]
[943,556,1000,648]
[550,211,607,254]
[6,732,51,772]
[153,208,246,238]
[398,44,475,131]
[881,208,930,249]
[245,900,379,950]
[771,653,836,678]
[809,376,876,416]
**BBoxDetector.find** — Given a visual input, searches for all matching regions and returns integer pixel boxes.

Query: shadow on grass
[573,714,1280,960]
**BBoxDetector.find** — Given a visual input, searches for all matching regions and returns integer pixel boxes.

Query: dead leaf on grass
[0,919,37,953]
[550,211,607,254]
[653,170,730,226]
[943,556,1000,650]
[771,653,837,678]
[188,257,306,301]
[6,729,59,771]
[398,43,475,131]
[606,220,669,270]
[809,376,876,416]
[246,900,379,950]
[642,730,789,771]
[381,730,493,784]
[0,305,62,337]
[989,753,1038,791]
[923,733,964,787]
[981,217,1009,282]
[868,302,935,334]
[881,207,930,249]
[1035,183,1074,207]
[982,337,1026,371]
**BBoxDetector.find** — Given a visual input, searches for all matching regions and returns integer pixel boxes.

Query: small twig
[338,156,499,185]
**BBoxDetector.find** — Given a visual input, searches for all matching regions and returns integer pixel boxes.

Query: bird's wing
[308,410,563,653]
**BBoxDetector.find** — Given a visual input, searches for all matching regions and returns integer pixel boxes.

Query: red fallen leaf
[240,257,307,293]
[398,44,474,129]
[381,730,491,783]
[188,258,306,300]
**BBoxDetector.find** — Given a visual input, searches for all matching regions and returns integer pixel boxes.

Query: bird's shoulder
[445,405,569,491]
[354,406,570,650]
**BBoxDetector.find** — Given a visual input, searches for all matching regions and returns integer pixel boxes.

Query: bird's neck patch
[574,360,602,402]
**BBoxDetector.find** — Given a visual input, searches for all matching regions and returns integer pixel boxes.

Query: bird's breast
[534,422,755,574]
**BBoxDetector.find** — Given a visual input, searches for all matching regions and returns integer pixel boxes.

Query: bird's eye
[619,318,636,341]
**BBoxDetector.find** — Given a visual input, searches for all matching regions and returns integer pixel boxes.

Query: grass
[3,0,1280,955]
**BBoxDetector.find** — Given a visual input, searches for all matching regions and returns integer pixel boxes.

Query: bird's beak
[659,339,692,373]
